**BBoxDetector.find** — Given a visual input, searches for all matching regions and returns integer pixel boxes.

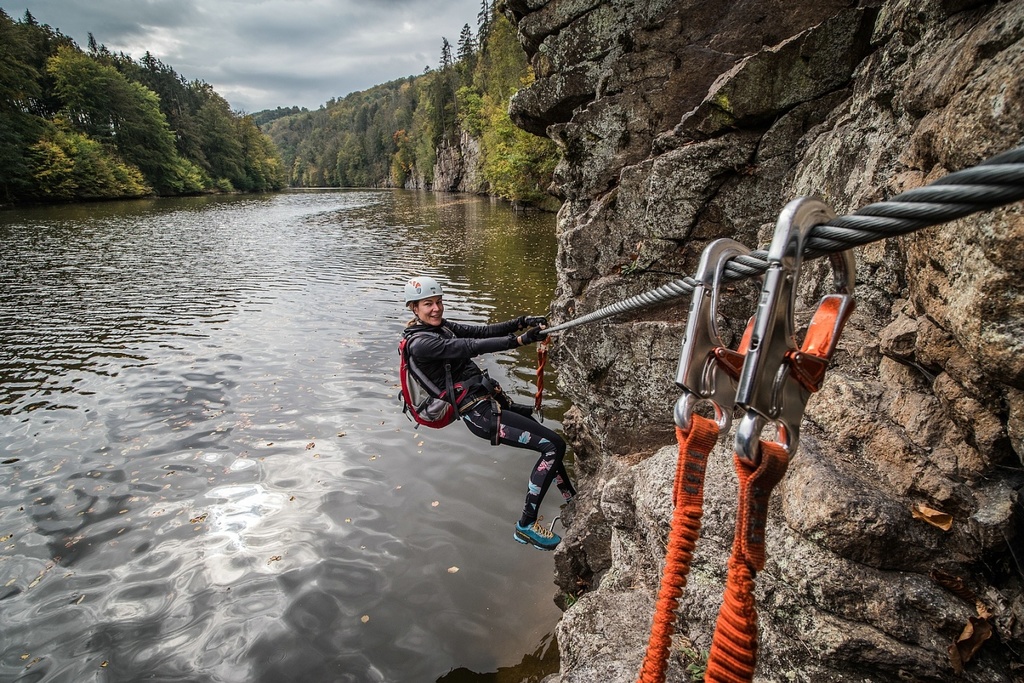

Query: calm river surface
[0,191,568,682]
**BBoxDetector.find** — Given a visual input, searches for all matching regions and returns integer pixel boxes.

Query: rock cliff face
[505,0,1024,680]
[431,131,488,193]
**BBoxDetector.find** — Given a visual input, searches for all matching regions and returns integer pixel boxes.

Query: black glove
[516,315,548,329]
[520,327,545,345]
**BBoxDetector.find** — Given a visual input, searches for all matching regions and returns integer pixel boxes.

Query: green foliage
[251,105,306,127]
[479,86,558,204]
[456,86,484,136]
[472,14,530,102]
[0,8,285,204]
[678,643,708,682]
[264,75,421,188]
[28,122,150,199]
[473,15,560,205]
[262,6,559,206]
[28,136,75,199]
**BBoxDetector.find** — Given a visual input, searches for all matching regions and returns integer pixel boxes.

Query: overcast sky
[5,0,484,113]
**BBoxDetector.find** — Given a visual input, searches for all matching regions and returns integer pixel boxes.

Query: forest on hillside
[262,1,558,205]
[0,9,285,205]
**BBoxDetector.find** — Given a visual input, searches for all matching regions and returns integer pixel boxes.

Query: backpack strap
[405,327,461,415]
[442,362,459,417]
[402,334,446,398]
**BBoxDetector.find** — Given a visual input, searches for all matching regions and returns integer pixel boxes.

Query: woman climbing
[402,275,576,550]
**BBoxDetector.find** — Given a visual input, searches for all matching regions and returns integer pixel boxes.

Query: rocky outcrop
[397,131,487,192]
[432,130,488,193]
[506,0,1024,680]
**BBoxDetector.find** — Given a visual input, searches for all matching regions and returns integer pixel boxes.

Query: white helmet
[404,276,443,304]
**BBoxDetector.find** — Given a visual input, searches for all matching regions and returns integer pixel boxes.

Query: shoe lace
[530,519,554,539]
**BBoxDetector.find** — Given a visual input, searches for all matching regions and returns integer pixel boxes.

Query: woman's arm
[408,329,518,361]
[444,318,523,339]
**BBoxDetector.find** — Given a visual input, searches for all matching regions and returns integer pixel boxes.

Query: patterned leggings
[462,399,576,527]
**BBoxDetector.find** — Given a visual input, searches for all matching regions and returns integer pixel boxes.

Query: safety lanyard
[639,197,856,683]
[534,337,550,417]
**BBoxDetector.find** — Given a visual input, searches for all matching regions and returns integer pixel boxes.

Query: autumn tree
[0,9,284,203]
[262,2,559,205]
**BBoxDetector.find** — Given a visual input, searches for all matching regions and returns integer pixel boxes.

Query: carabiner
[734,197,856,464]
[674,238,753,432]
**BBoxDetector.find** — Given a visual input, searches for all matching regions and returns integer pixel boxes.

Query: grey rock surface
[510,0,1024,680]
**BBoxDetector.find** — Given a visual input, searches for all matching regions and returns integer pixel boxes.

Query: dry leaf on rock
[948,616,992,673]
[447,566,459,573]
[911,502,953,531]
[929,568,976,603]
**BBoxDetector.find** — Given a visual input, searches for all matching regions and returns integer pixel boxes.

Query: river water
[0,191,567,682]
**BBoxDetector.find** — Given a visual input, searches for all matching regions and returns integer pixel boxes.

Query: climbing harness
[638,198,857,683]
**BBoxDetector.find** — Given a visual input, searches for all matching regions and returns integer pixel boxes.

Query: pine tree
[458,23,475,64]
[477,0,493,45]
[440,37,453,70]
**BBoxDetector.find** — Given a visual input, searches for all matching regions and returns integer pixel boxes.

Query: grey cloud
[13,0,481,111]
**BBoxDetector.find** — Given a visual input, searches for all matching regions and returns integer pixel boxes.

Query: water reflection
[0,190,565,682]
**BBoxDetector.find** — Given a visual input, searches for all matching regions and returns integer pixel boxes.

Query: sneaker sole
[513,530,557,551]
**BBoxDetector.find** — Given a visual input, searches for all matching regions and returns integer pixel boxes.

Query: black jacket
[404,318,522,401]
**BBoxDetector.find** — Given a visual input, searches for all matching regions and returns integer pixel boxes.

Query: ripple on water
[0,191,564,682]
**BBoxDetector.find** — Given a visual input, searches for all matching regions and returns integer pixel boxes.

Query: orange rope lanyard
[636,200,856,683]
[637,414,721,683]
[636,425,790,683]
[704,441,789,682]
[534,337,550,413]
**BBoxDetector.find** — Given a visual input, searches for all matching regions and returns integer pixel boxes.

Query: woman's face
[412,296,444,326]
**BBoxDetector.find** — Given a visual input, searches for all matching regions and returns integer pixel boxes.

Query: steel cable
[542,145,1024,336]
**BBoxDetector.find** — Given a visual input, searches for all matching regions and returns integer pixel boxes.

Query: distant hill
[0,8,285,204]
[260,3,558,205]
[252,106,308,128]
